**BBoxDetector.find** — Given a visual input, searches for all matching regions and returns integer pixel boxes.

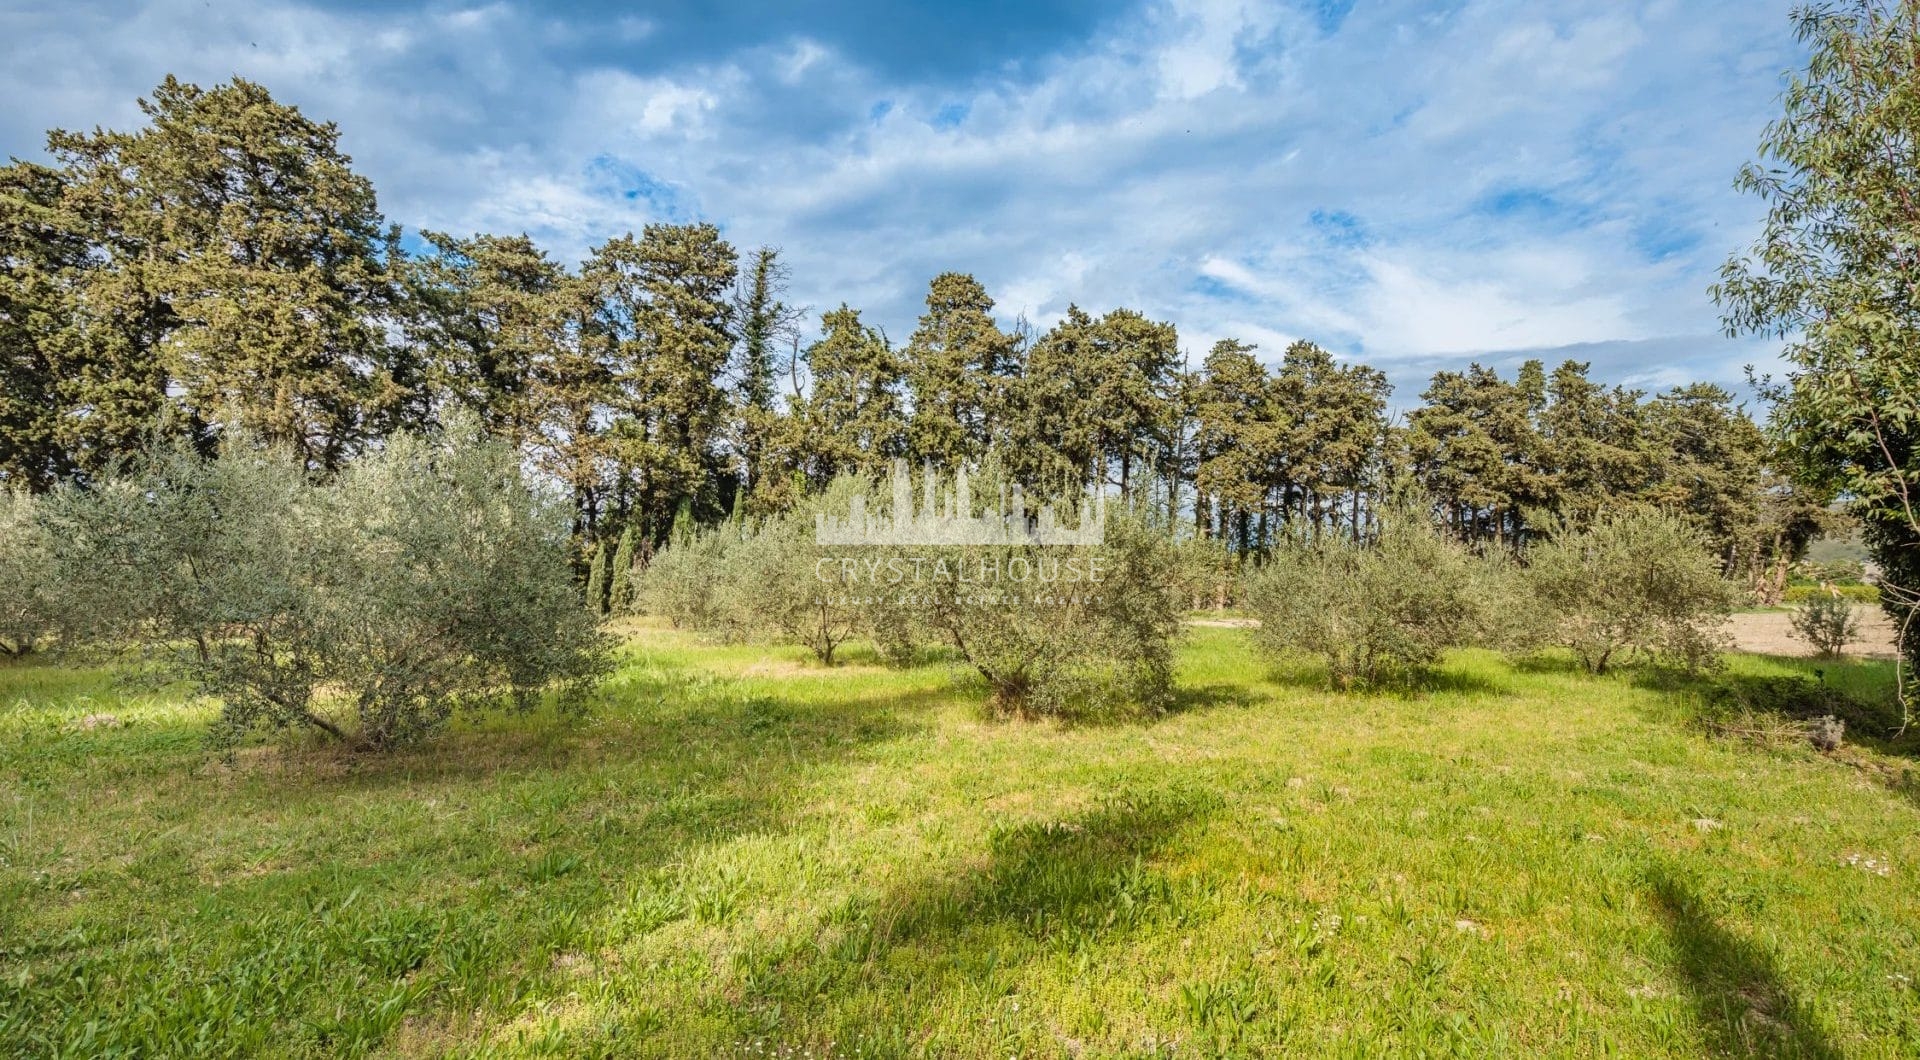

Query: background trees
[901,272,1018,468]
[0,74,1830,599]
[50,76,409,471]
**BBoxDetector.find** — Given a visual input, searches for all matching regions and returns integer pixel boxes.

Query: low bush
[38,422,612,749]
[1243,506,1500,689]
[640,466,1183,716]
[912,506,1183,719]
[1789,594,1861,657]
[636,522,750,637]
[1169,533,1240,612]
[726,478,879,665]
[1522,509,1739,674]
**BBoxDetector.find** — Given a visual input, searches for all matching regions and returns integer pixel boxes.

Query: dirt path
[1725,607,1899,661]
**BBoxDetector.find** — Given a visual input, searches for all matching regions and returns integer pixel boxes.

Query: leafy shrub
[0,491,57,656]
[638,467,1180,713]
[912,505,1182,719]
[636,523,749,636]
[1522,509,1739,674]
[38,423,612,749]
[1789,594,1860,657]
[1169,533,1239,612]
[725,478,878,665]
[1243,506,1498,689]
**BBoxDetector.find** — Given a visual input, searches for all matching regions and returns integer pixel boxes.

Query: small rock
[1808,715,1844,752]
[1454,919,1482,936]
[1691,818,1721,832]
[76,713,121,731]
[1841,853,1893,877]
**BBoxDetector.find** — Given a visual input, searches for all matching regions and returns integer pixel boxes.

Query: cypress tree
[609,526,636,613]
[585,539,610,616]
[669,496,696,547]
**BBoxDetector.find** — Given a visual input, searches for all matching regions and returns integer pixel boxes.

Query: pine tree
[1005,305,1101,490]
[732,247,798,499]
[1191,339,1280,551]
[1084,307,1180,493]
[1271,341,1391,539]
[901,272,1016,468]
[46,76,407,470]
[1405,364,1549,544]
[585,224,738,543]
[0,161,90,489]
[801,304,906,484]
[403,232,570,445]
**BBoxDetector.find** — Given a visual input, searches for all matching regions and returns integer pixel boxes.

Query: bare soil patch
[1726,607,1899,661]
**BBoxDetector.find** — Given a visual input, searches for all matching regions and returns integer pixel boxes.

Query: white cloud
[0,0,1803,398]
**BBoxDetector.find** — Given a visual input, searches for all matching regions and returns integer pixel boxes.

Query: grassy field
[3,621,1917,1058]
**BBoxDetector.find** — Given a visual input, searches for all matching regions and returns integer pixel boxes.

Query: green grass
[3,622,1918,1058]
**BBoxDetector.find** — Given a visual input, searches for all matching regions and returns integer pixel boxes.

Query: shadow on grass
[1509,652,1591,676]
[1166,681,1261,715]
[695,786,1219,1050]
[885,787,1214,941]
[1647,867,1841,1060]
[1255,658,1510,699]
[0,640,952,1056]
[1637,662,1912,756]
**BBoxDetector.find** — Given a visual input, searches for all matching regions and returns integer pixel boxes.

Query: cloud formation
[1,0,1801,403]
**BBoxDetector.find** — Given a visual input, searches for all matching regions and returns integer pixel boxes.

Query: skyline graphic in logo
[813,460,1107,547]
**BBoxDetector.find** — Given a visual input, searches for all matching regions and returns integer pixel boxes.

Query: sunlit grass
[2,620,1916,1057]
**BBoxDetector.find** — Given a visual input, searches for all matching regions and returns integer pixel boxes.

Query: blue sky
[1,0,1804,402]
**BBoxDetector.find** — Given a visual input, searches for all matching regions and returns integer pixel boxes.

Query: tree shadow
[683,786,1219,1051]
[11,641,951,1055]
[1639,664,1910,755]
[1164,681,1260,716]
[882,787,1214,942]
[1255,661,1510,699]
[234,643,934,789]
[1510,652,1590,676]
[1646,867,1842,1059]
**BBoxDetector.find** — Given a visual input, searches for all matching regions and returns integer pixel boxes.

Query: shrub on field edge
[915,504,1183,720]
[1522,509,1738,674]
[36,421,612,750]
[0,490,58,656]
[1790,594,1860,658]
[1242,504,1501,689]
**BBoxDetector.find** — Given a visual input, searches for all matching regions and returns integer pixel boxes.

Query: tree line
[1,76,1819,590]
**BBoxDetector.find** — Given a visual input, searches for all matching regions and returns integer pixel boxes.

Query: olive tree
[0,490,57,656]
[635,521,750,636]
[1243,505,1497,689]
[39,423,612,749]
[1522,509,1739,674]
[724,477,878,665]
[911,504,1182,719]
